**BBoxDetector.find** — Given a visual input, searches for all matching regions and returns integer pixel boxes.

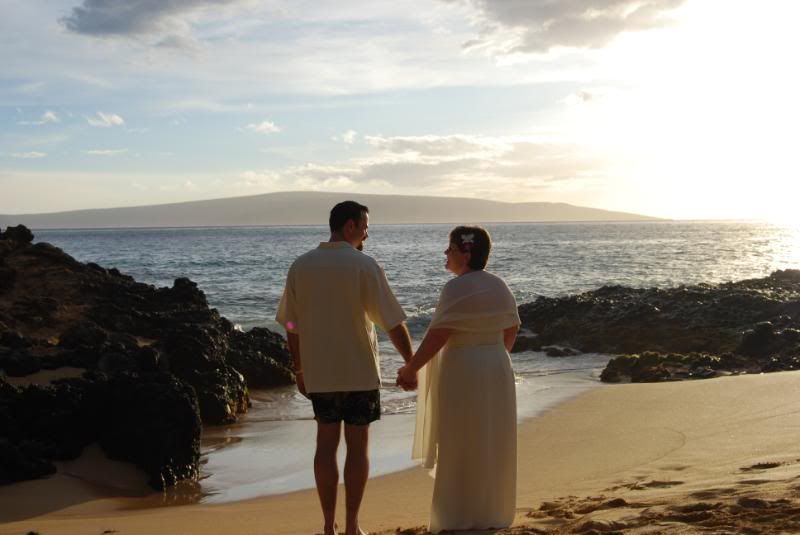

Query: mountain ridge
[1,191,662,229]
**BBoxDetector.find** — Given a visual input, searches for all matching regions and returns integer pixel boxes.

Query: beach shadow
[0,444,206,524]
[0,473,206,524]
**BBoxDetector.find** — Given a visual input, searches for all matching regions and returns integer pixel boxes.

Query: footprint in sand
[628,480,684,490]
[606,479,684,491]
[689,487,738,500]
[739,479,773,486]
[659,464,690,472]
[740,461,783,471]
[670,502,721,513]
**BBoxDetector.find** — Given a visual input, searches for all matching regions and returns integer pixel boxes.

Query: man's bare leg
[315,422,342,535]
[343,424,370,535]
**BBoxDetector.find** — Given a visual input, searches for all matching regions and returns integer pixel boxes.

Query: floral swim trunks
[308,389,381,425]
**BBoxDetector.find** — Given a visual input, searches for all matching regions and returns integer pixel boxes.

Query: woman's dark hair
[449,225,491,270]
[329,200,369,232]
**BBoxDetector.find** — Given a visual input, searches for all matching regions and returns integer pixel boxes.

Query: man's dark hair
[329,200,369,232]
[449,225,492,270]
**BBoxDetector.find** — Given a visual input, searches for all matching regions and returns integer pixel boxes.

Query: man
[276,200,414,535]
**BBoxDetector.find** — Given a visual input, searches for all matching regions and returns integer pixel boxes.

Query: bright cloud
[86,112,125,127]
[333,130,358,144]
[246,120,281,134]
[9,152,47,159]
[17,110,60,126]
[84,148,129,156]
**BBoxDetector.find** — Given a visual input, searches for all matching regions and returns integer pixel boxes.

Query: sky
[1,0,799,221]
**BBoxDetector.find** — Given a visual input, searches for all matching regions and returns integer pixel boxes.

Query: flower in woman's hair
[461,233,474,244]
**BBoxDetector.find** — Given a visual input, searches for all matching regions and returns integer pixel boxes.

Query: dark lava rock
[0,331,32,349]
[164,325,228,375]
[511,333,542,353]
[519,270,800,356]
[226,327,294,388]
[519,270,800,382]
[0,224,293,488]
[543,345,581,357]
[0,264,15,293]
[188,366,250,425]
[0,225,34,245]
[738,322,800,357]
[0,350,42,376]
[100,373,201,490]
[59,321,109,350]
[0,372,202,490]
[0,438,56,484]
[599,348,793,383]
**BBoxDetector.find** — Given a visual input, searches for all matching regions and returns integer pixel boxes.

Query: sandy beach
[3,370,800,534]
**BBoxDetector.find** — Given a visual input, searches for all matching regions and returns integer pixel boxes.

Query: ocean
[35,221,800,503]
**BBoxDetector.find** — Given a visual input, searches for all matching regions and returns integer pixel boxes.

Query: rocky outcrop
[227,327,294,388]
[0,373,201,489]
[0,225,294,489]
[516,270,800,383]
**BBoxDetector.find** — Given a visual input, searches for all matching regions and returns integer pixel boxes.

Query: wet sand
[3,370,800,534]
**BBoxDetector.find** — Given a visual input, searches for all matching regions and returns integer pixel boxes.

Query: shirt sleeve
[275,265,299,333]
[362,264,407,332]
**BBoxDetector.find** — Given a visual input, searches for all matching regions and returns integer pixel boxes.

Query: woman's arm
[409,328,451,372]
[396,328,451,388]
[503,325,519,353]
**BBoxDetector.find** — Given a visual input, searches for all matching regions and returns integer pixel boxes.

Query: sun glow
[563,0,800,222]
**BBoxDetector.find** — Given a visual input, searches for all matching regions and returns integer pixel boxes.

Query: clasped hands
[396,363,418,391]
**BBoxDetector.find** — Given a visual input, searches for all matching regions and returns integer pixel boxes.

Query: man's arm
[287,332,307,397]
[387,322,413,363]
[396,328,451,390]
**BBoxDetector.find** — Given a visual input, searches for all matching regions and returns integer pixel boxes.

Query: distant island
[0,191,661,229]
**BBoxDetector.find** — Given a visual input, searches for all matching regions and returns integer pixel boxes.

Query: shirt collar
[318,241,354,249]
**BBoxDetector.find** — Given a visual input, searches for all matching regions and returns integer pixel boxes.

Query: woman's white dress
[413,270,520,533]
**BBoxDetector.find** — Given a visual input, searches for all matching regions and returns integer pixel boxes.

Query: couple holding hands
[276,200,520,534]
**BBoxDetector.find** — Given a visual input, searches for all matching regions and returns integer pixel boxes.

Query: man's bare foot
[323,522,337,535]
[345,526,368,535]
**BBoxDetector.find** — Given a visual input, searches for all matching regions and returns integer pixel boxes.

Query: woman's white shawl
[412,270,521,469]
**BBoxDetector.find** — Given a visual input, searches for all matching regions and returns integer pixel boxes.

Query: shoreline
[180,362,606,504]
[5,370,800,533]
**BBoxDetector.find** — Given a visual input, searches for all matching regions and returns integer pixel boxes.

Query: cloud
[155,33,201,51]
[85,148,128,155]
[240,133,608,198]
[333,130,358,144]
[17,110,60,126]
[365,134,508,161]
[86,111,125,127]
[246,120,281,134]
[9,152,47,159]
[60,0,242,37]
[458,0,686,53]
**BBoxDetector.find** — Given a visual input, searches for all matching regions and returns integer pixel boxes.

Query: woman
[397,225,520,533]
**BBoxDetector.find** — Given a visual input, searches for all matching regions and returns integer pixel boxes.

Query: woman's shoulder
[468,269,510,288]
[441,270,508,294]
